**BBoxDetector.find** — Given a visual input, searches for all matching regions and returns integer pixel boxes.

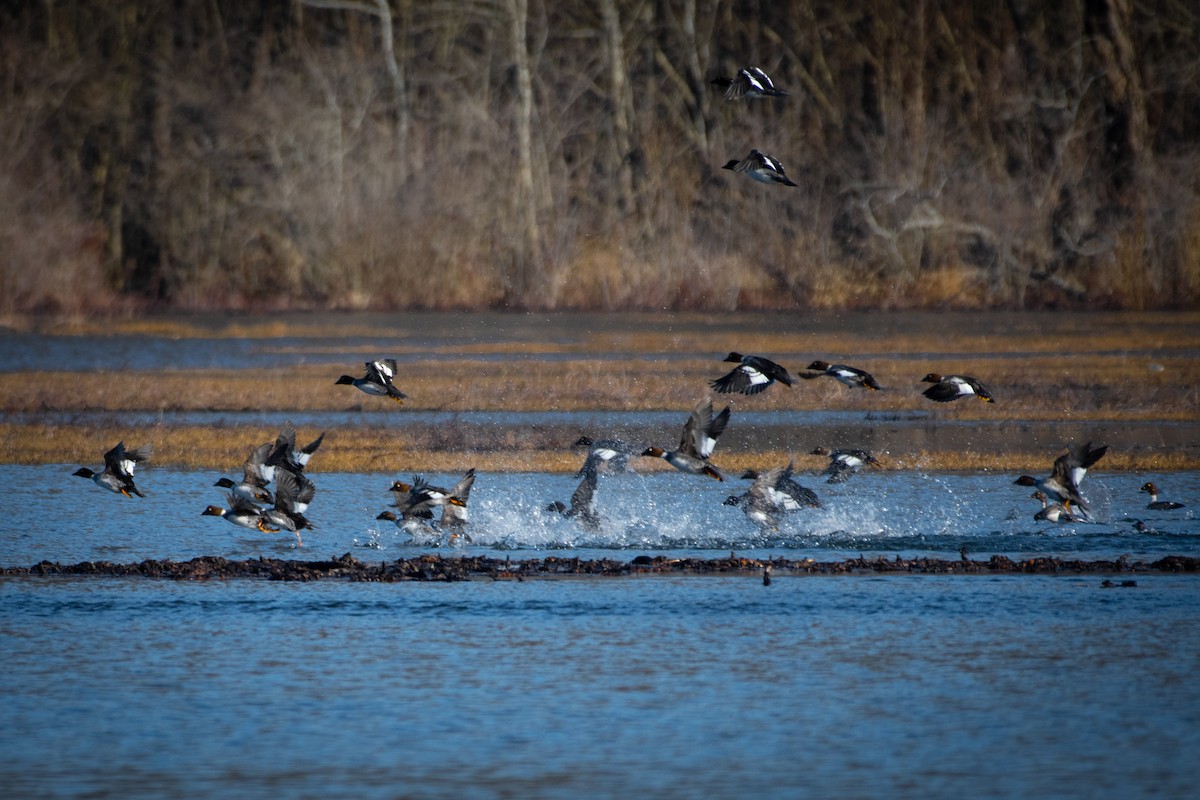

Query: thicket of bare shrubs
[1,0,1198,313]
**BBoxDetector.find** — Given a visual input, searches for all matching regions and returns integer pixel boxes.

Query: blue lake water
[2,465,1199,797]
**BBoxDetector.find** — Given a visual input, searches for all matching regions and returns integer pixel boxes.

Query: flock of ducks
[63,62,1190,546]
[70,351,1188,547]
[711,66,801,188]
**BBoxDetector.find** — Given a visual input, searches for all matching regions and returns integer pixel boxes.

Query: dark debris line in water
[4,553,1199,582]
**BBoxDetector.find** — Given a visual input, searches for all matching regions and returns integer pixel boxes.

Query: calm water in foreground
[3,466,1199,798]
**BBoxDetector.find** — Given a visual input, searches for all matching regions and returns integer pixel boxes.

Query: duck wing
[681,399,730,459]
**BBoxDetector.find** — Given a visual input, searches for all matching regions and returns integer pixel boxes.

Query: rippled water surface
[3,575,1199,799]
[2,466,1199,797]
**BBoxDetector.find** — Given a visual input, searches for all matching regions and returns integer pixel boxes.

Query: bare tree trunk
[1084,0,1146,200]
[602,0,635,220]
[508,0,543,302]
[98,4,138,292]
[300,0,409,173]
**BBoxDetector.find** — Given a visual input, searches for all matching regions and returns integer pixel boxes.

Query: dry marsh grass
[6,421,1193,475]
[4,312,1199,471]
[3,350,1197,420]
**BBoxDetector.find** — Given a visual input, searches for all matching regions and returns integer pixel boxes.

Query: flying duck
[921,373,996,403]
[266,422,325,476]
[711,67,788,100]
[721,150,798,187]
[640,398,730,481]
[214,442,274,504]
[802,361,883,390]
[1140,482,1185,510]
[336,359,409,404]
[73,441,152,498]
[810,446,881,483]
[262,470,316,545]
[709,353,795,395]
[1014,442,1108,521]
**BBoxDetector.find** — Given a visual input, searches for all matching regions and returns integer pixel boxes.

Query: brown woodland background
[1,0,1198,313]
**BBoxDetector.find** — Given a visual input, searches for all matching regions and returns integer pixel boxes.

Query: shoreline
[5,553,1198,581]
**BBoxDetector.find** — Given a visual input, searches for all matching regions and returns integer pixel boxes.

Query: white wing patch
[743,366,770,386]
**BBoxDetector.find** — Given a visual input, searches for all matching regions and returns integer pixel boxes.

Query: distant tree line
[1,0,1197,312]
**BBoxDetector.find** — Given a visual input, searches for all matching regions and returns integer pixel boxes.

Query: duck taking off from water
[640,398,730,481]
[810,447,881,484]
[1014,442,1108,521]
[214,441,274,504]
[202,494,279,533]
[1031,490,1079,523]
[573,436,637,478]
[73,441,152,498]
[548,468,602,531]
[725,462,819,528]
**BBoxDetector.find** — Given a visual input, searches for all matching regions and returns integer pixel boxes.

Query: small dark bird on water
[1140,482,1184,510]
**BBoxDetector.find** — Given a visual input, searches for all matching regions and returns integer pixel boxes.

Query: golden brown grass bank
[6,422,1194,475]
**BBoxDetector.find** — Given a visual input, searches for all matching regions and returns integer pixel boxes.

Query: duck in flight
[640,398,731,481]
[802,361,883,391]
[722,150,798,187]
[710,353,795,395]
[921,373,995,403]
[711,67,787,100]
[73,441,152,498]
[336,359,409,404]
[214,441,274,504]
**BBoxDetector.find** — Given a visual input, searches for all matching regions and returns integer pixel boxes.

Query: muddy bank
[4,553,1198,582]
